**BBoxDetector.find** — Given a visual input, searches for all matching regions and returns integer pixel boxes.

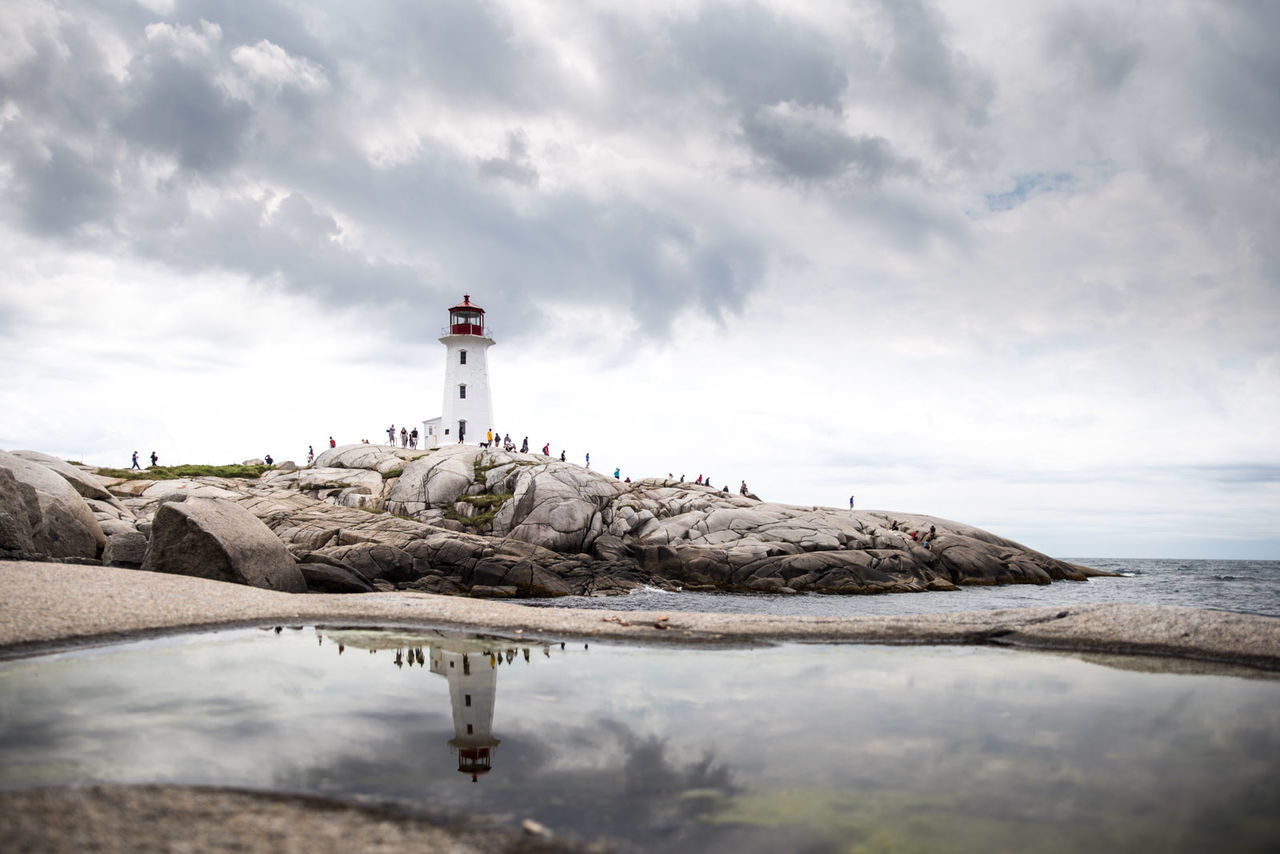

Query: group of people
[129,451,158,470]
[889,521,938,550]
[388,425,421,449]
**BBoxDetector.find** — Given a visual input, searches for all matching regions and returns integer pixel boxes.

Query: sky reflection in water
[1,628,1278,853]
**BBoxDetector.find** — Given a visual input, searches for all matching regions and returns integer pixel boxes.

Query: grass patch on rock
[445,492,513,530]
[95,463,274,481]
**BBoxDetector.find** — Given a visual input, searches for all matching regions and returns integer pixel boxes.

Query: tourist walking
[149,451,157,467]
[329,436,336,449]
[307,445,314,464]
[740,480,749,496]
[521,437,528,453]
[613,467,620,479]
[559,450,566,462]
[410,427,419,448]
[400,427,408,447]
[387,425,395,446]
[542,442,550,456]
[130,451,140,470]
[585,452,590,469]
[849,495,855,510]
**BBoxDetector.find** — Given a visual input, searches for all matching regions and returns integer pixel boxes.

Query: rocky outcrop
[0,451,105,560]
[142,497,306,593]
[2,445,1099,598]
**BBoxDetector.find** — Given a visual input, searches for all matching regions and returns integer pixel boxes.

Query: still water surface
[1,627,1277,852]
[514,558,1280,618]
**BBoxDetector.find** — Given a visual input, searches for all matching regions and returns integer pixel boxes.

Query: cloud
[1045,6,1142,92]
[477,129,539,186]
[740,103,915,185]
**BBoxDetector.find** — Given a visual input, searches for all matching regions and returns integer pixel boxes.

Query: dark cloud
[1193,0,1280,156]
[348,0,562,110]
[671,2,849,112]
[740,106,914,185]
[876,0,994,126]
[3,139,117,236]
[476,130,539,187]
[117,55,253,173]
[1045,7,1143,92]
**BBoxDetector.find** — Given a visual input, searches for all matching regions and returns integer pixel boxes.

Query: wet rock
[142,497,305,593]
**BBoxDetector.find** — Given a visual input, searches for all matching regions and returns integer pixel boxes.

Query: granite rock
[0,450,105,559]
[142,497,305,593]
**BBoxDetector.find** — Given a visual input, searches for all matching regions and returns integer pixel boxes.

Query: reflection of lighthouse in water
[318,629,558,783]
[430,647,500,782]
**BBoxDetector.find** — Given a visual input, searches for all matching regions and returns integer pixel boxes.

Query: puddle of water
[1,627,1278,853]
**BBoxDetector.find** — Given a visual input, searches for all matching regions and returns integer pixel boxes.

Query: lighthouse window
[459,350,467,365]
[459,384,467,399]
[465,694,472,707]
[467,724,474,735]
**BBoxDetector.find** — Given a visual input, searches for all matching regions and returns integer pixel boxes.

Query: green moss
[381,468,403,479]
[95,463,274,481]
[444,492,513,530]
[472,455,500,481]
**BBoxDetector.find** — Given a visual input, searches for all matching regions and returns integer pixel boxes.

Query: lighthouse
[422,295,495,446]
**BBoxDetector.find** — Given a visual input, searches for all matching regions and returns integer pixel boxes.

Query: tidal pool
[1,627,1277,853]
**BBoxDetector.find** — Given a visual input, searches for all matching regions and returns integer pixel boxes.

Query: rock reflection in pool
[1,627,1278,854]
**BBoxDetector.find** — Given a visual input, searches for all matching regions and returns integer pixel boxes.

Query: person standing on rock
[149,451,158,467]
[387,425,395,446]
[487,428,493,446]
[740,480,748,496]
[329,436,336,449]
[521,437,528,453]
[411,427,419,448]
[542,442,550,456]
[560,450,566,462]
[585,452,590,468]
[307,445,314,464]
[131,451,140,470]
[400,427,408,447]
[265,454,273,466]
[613,467,620,479]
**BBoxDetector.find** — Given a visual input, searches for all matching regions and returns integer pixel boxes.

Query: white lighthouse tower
[423,295,495,446]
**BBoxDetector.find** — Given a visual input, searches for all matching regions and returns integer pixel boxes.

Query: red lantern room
[448,295,487,337]
[456,746,493,782]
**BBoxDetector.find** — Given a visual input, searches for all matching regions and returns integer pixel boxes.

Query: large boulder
[314,444,427,475]
[490,460,624,552]
[0,450,105,559]
[0,468,40,556]
[9,451,118,503]
[386,446,481,516]
[142,497,305,592]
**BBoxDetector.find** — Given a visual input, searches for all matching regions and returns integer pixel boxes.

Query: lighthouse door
[458,420,467,442]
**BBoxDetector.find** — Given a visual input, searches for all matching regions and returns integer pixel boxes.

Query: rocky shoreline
[2,444,1108,599]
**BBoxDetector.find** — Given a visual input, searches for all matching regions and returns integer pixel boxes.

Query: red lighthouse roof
[449,294,484,314]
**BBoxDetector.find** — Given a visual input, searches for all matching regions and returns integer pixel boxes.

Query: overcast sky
[2,0,1277,559]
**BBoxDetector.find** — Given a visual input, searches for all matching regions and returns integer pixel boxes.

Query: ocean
[513,558,1280,619]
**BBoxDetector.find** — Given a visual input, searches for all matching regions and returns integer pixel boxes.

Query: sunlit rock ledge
[1,444,1104,599]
